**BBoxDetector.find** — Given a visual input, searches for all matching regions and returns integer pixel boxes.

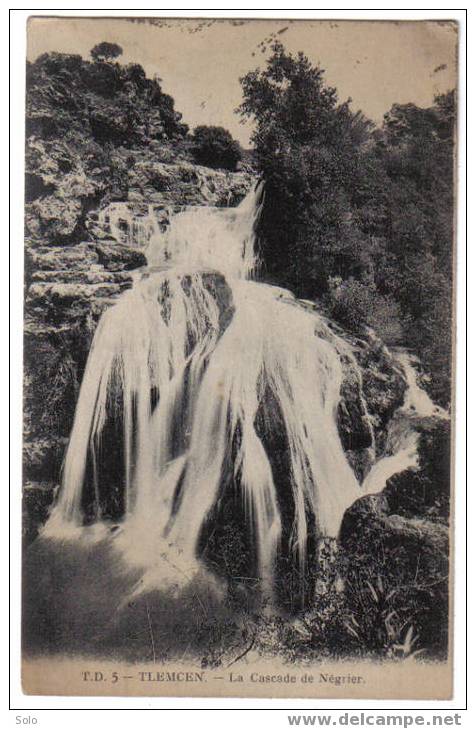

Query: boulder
[94,241,147,271]
[338,423,450,657]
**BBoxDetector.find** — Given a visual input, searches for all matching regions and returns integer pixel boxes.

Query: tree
[192,125,242,171]
[239,43,455,404]
[372,92,455,403]
[239,42,375,297]
[90,42,123,63]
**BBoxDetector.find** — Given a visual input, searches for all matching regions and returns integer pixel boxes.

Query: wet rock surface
[23,246,237,541]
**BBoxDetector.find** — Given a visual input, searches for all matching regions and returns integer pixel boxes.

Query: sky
[27,17,457,147]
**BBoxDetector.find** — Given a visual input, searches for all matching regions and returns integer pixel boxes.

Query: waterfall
[97,202,166,251]
[361,350,448,496]
[42,181,446,601]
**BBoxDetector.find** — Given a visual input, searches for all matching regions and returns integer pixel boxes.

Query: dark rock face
[324,319,407,451]
[24,137,125,246]
[299,305,407,482]
[94,241,147,271]
[383,419,451,521]
[23,248,131,539]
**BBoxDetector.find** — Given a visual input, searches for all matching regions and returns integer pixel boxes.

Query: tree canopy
[240,43,455,405]
[90,42,123,62]
[192,125,242,171]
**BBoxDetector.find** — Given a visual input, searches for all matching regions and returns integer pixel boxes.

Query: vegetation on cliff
[191,125,243,171]
[26,48,189,147]
[240,42,455,406]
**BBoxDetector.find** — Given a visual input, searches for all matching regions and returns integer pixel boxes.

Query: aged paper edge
[22,657,453,699]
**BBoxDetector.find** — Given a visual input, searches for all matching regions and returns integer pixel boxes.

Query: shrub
[192,125,242,171]
[327,277,403,344]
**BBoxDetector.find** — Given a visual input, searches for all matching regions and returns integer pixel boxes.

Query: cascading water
[43,182,446,603]
[98,203,167,251]
[361,350,448,497]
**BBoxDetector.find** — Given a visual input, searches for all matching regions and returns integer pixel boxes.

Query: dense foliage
[26,49,189,148]
[240,43,455,405]
[90,42,123,62]
[192,125,242,171]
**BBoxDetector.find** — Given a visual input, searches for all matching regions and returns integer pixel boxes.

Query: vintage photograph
[21,16,457,698]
